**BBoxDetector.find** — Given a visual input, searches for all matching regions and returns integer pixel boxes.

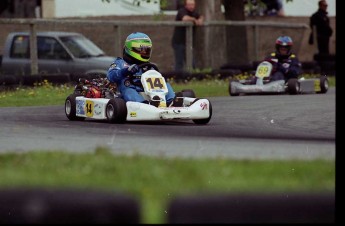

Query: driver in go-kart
[107,32,181,107]
[264,36,302,82]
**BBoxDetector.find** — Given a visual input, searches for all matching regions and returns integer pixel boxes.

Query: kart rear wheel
[287,78,300,95]
[192,100,212,125]
[181,89,196,98]
[229,79,240,96]
[317,76,329,94]
[65,94,85,121]
[106,98,127,123]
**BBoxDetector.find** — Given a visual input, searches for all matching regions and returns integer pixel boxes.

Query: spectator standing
[171,0,204,71]
[309,0,333,55]
[262,0,285,16]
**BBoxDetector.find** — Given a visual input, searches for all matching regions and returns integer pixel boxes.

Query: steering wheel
[138,62,159,72]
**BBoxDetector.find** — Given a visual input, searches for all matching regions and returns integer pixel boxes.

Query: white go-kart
[229,60,329,96]
[65,63,212,124]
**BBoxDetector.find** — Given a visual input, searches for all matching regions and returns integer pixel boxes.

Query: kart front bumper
[230,80,286,94]
[126,98,210,121]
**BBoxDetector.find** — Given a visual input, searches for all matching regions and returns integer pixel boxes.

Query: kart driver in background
[264,36,302,82]
[107,32,182,107]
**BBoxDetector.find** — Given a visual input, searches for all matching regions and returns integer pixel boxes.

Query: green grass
[0,81,72,107]
[0,75,335,107]
[170,77,229,97]
[0,76,336,223]
[0,148,335,223]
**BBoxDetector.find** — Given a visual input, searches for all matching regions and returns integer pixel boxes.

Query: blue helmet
[275,36,293,56]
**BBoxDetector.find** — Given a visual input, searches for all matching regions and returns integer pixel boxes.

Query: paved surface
[0,88,335,160]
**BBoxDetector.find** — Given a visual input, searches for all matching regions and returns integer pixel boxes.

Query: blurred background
[0,0,336,74]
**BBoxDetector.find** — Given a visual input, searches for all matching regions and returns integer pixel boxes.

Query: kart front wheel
[106,98,127,123]
[317,76,329,94]
[287,78,300,95]
[229,79,240,96]
[65,94,85,121]
[192,100,212,125]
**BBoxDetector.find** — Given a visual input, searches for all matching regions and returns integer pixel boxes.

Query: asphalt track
[0,88,335,160]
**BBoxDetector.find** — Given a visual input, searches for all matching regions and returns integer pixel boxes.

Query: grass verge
[0,75,335,107]
[0,148,335,223]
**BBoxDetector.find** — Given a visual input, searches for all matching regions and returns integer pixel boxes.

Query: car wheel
[65,94,85,121]
[192,100,212,125]
[106,98,127,123]
[287,78,300,95]
[317,76,329,94]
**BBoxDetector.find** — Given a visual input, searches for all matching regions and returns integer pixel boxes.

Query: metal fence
[0,18,308,75]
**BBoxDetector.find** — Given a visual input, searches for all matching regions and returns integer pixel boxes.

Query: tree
[193,0,227,70]
[195,0,294,68]
[194,0,249,70]
[222,0,248,65]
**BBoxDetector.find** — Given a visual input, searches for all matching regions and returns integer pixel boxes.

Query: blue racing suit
[264,52,302,82]
[107,57,175,104]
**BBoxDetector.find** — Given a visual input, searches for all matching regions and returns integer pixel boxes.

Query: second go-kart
[65,63,212,124]
[229,60,329,96]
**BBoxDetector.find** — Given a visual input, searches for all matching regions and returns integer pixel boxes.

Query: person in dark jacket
[309,0,333,55]
[263,36,302,82]
[171,0,204,71]
[261,0,285,16]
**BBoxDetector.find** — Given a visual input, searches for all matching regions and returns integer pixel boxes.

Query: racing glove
[277,63,289,74]
[127,64,139,75]
[282,63,290,69]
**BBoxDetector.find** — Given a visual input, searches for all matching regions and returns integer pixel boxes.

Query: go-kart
[228,61,329,96]
[65,63,212,124]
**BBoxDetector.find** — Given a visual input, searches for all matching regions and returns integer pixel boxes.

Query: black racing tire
[317,76,329,94]
[287,78,300,95]
[229,79,240,96]
[192,100,212,125]
[2,75,20,86]
[106,98,127,123]
[21,74,43,86]
[65,94,85,121]
[181,89,196,98]
[41,73,71,84]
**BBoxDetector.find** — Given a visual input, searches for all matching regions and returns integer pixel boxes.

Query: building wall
[42,0,55,18]
[43,0,160,18]
[0,15,336,72]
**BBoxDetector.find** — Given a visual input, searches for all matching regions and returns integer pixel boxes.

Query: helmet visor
[278,46,289,50]
[132,45,152,59]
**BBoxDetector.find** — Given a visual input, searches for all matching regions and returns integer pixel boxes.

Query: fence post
[312,25,317,55]
[0,19,309,74]
[113,25,122,57]
[185,24,193,71]
[29,22,38,75]
[253,24,259,61]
